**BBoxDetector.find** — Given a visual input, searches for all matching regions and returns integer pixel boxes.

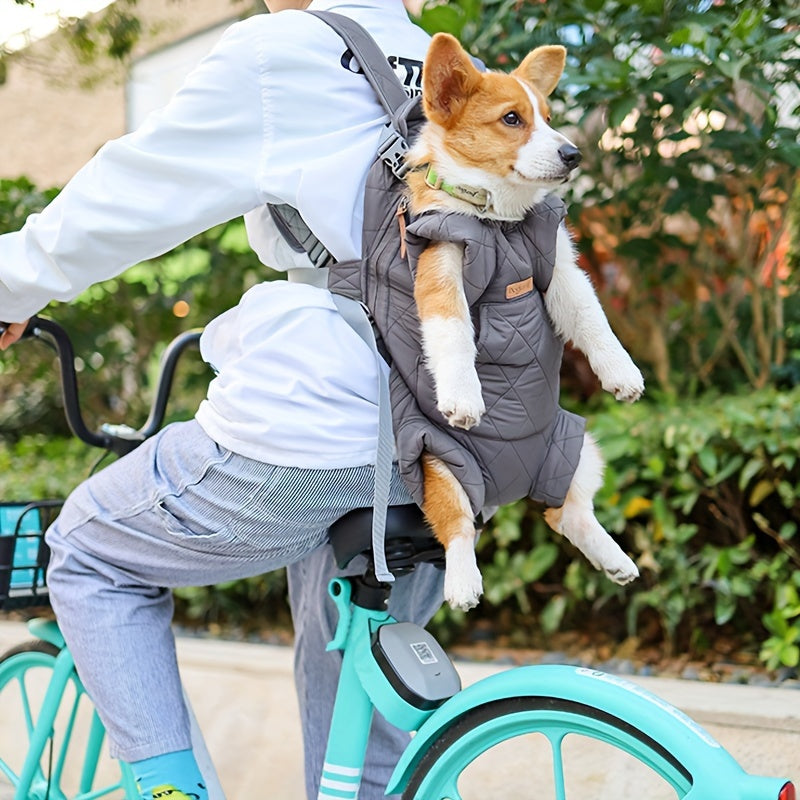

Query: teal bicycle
[0,317,796,800]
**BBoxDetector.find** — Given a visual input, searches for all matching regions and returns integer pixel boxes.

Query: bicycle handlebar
[1,316,203,456]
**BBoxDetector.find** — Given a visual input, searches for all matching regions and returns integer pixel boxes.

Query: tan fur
[420,454,473,542]
[516,45,567,98]
[414,243,466,321]
[406,34,643,611]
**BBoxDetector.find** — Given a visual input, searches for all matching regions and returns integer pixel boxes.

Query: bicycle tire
[0,638,60,662]
[0,638,133,800]
[402,695,697,800]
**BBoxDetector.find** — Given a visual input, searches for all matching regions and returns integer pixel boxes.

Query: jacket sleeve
[0,18,269,322]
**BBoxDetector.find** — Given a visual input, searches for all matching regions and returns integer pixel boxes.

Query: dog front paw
[601,551,639,585]
[436,372,486,430]
[598,358,644,403]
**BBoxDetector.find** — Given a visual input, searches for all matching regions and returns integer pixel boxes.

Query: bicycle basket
[0,501,62,610]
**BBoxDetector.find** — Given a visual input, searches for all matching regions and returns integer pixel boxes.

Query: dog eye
[502,111,522,126]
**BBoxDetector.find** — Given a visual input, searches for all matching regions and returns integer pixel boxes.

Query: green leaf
[779,522,797,541]
[696,447,718,477]
[715,591,737,625]
[540,595,568,635]
[521,543,559,583]
[416,5,466,37]
[749,480,775,507]
[783,644,800,668]
[738,457,763,491]
[608,95,639,129]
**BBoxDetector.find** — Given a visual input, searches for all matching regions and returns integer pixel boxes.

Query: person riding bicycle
[0,2,444,798]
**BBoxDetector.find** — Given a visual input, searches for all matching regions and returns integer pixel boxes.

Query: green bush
[0,435,100,500]
[461,386,800,666]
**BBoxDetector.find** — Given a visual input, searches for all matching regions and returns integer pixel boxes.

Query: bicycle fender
[386,664,790,797]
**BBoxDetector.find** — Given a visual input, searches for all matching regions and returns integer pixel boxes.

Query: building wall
[0,0,251,187]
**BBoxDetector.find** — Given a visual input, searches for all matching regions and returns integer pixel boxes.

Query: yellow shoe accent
[151,786,194,800]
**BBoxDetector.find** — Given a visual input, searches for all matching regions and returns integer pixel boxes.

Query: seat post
[350,561,393,611]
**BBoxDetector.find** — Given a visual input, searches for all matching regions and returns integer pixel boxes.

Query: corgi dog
[404,34,644,611]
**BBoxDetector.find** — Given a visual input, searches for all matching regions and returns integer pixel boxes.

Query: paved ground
[1,619,798,798]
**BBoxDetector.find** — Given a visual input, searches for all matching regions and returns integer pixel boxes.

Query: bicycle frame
[321,575,792,800]
[2,578,795,800]
[319,578,437,798]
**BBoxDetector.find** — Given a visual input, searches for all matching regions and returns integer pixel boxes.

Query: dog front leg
[421,453,483,610]
[545,225,644,402]
[414,240,485,429]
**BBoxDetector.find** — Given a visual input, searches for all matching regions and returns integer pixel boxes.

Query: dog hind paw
[444,568,484,611]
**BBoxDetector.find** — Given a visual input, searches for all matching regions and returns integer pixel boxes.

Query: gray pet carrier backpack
[268,11,585,580]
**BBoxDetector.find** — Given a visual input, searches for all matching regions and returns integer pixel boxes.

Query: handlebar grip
[0,317,40,341]
[1,317,110,448]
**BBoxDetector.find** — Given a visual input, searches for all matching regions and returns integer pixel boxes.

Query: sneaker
[150,786,198,800]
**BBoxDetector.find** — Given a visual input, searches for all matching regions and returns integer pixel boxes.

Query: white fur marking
[545,226,644,402]
[422,316,485,429]
[443,534,483,610]
[513,80,577,187]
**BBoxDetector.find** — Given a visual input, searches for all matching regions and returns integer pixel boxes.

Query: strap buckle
[377,125,410,179]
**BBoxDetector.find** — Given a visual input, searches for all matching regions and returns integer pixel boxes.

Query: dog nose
[558,144,582,170]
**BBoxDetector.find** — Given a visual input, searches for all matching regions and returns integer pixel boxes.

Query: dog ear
[423,33,483,124]
[514,45,566,97]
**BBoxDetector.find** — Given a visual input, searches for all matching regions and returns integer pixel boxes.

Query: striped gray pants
[45,419,443,796]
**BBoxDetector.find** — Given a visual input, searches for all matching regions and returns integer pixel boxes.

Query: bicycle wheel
[0,639,134,799]
[402,695,698,800]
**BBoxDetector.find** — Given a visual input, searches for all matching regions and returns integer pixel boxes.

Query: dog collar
[423,166,491,212]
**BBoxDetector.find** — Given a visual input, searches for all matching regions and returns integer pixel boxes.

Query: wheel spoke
[0,644,143,800]
[550,732,567,800]
[17,672,36,738]
[439,781,463,800]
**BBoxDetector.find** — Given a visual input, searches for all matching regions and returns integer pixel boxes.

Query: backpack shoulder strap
[307,9,420,178]
[308,10,412,122]
[277,10,419,582]
[268,10,420,274]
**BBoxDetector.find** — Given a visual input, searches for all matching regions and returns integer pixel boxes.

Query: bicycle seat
[328,505,444,573]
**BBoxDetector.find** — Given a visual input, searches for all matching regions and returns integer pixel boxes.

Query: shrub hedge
[467,387,800,668]
[4,386,798,668]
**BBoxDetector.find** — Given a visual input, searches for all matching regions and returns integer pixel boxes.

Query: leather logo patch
[506,277,534,300]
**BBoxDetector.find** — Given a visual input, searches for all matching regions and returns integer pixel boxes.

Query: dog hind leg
[544,433,639,584]
[421,453,483,610]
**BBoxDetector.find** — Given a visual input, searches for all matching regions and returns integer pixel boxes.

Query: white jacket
[0,0,432,468]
